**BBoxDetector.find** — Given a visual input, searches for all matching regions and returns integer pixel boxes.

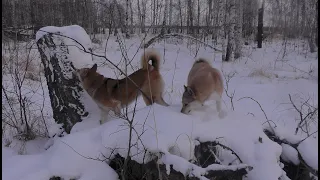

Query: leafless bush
[2,40,49,141]
[288,94,318,136]
[222,70,237,111]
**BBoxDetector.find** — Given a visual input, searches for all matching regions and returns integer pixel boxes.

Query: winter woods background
[2,0,318,54]
[2,0,318,180]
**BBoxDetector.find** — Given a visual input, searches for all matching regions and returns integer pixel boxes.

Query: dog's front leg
[110,99,122,118]
[100,109,110,124]
[216,99,226,119]
[113,103,122,118]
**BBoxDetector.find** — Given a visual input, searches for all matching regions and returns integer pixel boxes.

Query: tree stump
[36,27,91,134]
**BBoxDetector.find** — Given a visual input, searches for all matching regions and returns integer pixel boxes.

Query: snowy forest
[2,0,318,180]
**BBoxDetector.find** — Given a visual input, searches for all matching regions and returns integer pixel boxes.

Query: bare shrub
[2,40,49,141]
[222,70,237,111]
[288,94,318,136]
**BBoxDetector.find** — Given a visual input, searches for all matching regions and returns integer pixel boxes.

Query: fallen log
[109,141,252,180]
[264,129,318,180]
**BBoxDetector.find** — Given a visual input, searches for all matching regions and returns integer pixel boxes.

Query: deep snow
[2,26,318,180]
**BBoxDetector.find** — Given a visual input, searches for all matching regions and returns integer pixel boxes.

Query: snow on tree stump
[109,141,252,180]
[36,25,96,134]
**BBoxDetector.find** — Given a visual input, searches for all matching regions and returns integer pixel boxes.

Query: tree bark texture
[36,33,89,134]
[109,141,251,180]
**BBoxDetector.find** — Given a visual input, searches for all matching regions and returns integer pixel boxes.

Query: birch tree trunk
[168,0,173,33]
[305,0,316,53]
[178,0,183,33]
[141,0,146,34]
[207,0,212,35]
[218,0,226,61]
[187,0,194,34]
[234,0,243,59]
[137,0,142,33]
[161,0,168,34]
[130,0,134,34]
[224,0,236,62]
[197,0,200,34]
[153,0,157,33]
[125,0,129,38]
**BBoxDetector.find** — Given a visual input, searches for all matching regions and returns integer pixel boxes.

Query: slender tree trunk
[187,0,194,34]
[178,0,183,33]
[125,0,129,38]
[225,0,236,62]
[130,0,134,34]
[161,0,168,34]
[12,0,16,28]
[234,0,243,59]
[316,0,318,47]
[137,0,142,33]
[197,0,200,34]
[152,0,157,33]
[207,0,212,37]
[257,0,264,48]
[218,0,226,61]
[155,0,159,33]
[141,0,146,34]
[168,0,173,33]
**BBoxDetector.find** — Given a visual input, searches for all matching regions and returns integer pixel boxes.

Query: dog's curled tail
[141,49,161,71]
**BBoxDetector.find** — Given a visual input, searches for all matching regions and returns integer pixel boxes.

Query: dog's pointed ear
[185,86,194,96]
[184,85,188,91]
[90,64,97,72]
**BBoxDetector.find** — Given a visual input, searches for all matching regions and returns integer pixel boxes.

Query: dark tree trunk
[257,0,264,48]
[225,36,232,62]
[36,33,89,134]
[187,0,194,34]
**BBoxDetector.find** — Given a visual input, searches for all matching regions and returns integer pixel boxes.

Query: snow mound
[281,143,300,165]
[297,138,318,170]
[36,25,93,69]
[3,105,283,180]
[264,125,318,171]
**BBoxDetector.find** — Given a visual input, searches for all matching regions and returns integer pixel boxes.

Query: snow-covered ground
[2,26,318,180]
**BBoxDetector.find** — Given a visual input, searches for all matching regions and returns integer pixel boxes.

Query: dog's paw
[218,110,227,119]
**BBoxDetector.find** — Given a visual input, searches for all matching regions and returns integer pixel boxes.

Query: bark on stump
[36,32,89,134]
[109,141,251,180]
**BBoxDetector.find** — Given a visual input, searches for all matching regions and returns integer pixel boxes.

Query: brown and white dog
[181,58,224,117]
[75,50,169,124]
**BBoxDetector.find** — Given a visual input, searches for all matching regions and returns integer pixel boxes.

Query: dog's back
[187,59,223,102]
[111,49,168,107]
[181,58,224,114]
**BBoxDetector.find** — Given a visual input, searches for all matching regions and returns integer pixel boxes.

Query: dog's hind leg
[142,94,153,106]
[216,97,226,119]
[216,99,222,113]
[156,96,169,106]
[112,100,122,118]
